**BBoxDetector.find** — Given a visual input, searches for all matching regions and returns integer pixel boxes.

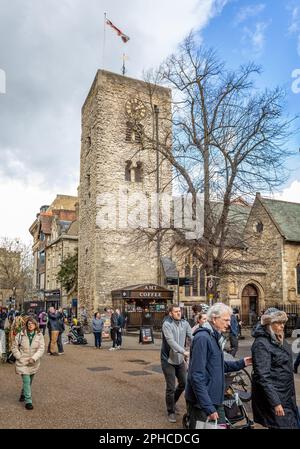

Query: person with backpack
[38,310,48,336]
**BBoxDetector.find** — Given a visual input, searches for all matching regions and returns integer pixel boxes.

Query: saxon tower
[78,70,172,312]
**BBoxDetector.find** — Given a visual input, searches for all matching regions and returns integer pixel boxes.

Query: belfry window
[125,122,143,143]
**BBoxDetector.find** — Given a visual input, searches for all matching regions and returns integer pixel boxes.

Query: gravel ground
[0,332,299,429]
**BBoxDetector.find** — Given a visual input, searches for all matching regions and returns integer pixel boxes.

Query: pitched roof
[260,197,300,242]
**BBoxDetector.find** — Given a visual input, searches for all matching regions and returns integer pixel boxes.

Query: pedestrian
[293,315,300,374]
[185,303,252,429]
[229,310,239,357]
[109,308,119,351]
[116,308,125,349]
[191,312,208,334]
[92,312,104,349]
[47,306,60,356]
[38,310,48,336]
[161,304,193,423]
[11,317,45,410]
[251,307,300,429]
[57,307,66,355]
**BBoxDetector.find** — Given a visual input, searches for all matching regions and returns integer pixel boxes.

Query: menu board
[139,326,154,344]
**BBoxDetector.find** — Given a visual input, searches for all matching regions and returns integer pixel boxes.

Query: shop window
[185,265,191,297]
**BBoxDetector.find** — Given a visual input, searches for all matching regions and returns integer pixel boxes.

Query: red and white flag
[105,18,130,43]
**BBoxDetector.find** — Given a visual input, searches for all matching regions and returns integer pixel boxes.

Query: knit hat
[261,307,288,326]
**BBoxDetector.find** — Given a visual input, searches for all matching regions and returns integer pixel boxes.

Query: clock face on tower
[125,97,146,120]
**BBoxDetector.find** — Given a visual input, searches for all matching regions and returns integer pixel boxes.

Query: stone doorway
[241,284,259,326]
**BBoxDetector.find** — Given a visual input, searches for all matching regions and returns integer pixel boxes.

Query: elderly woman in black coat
[251,308,300,429]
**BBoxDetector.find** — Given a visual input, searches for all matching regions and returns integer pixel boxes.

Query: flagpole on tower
[122,53,126,76]
[102,12,107,69]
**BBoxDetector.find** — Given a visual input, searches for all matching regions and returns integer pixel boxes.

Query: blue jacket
[185,325,245,415]
[229,314,239,337]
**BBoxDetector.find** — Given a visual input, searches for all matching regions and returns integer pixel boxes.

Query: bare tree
[0,238,33,309]
[135,33,297,298]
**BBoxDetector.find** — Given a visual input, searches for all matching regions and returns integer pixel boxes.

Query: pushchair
[67,322,87,345]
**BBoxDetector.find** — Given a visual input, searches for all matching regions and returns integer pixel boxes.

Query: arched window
[199,268,206,297]
[135,161,143,182]
[125,122,143,143]
[185,265,191,297]
[297,264,300,295]
[192,266,198,296]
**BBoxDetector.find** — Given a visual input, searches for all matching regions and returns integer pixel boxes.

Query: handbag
[196,418,227,429]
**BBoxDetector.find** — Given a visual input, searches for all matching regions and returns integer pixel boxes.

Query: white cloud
[275,180,300,203]
[0,0,229,243]
[242,21,269,55]
[235,3,265,24]
[0,177,78,244]
[288,6,300,34]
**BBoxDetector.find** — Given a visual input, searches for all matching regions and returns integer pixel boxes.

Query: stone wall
[78,70,172,312]
[244,196,284,305]
[282,242,300,302]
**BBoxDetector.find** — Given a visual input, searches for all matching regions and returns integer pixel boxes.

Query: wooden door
[241,284,258,325]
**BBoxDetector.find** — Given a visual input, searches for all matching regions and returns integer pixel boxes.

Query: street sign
[207,279,214,289]
[166,277,193,286]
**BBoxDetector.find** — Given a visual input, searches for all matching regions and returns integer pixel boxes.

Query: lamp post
[154,105,161,285]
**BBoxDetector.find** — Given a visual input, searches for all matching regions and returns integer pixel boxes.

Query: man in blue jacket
[185,303,252,428]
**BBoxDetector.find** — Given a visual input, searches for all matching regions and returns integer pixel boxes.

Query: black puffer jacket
[251,324,300,429]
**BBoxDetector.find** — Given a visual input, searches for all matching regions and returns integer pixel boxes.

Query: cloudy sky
[0,0,299,243]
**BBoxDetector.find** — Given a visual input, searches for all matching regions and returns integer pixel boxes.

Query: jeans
[57,332,64,353]
[94,332,102,347]
[186,401,226,429]
[117,329,122,347]
[161,359,186,414]
[229,335,239,357]
[21,374,35,404]
[111,328,119,348]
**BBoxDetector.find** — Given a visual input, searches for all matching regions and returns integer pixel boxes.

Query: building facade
[29,195,78,311]
[78,70,172,313]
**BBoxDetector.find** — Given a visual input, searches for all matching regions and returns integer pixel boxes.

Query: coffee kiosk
[111,283,174,330]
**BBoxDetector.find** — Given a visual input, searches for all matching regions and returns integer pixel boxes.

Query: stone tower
[78,70,172,312]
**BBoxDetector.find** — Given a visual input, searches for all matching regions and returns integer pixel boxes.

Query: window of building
[185,265,191,297]
[192,266,198,296]
[125,160,132,181]
[199,268,206,297]
[253,220,264,233]
[39,250,45,265]
[135,161,143,182]
[297,264,300,295]
[125,121,143,143]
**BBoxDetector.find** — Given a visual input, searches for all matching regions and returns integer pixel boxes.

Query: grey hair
[207,303,232,321]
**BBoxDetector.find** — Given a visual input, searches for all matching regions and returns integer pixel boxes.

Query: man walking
[161,304,192,423]
[185,303,252,428]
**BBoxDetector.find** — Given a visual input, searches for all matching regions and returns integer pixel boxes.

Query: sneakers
[168,413,176,423]
[19,394,25,402]
[108,347,116,351]
[25,403,33,410]
[58,352,64,355]
[116,346,121,350]
[50,352,59,356]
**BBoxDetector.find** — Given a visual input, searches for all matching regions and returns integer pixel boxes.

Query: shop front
[44,289,61,310]
[111,284,174,330]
